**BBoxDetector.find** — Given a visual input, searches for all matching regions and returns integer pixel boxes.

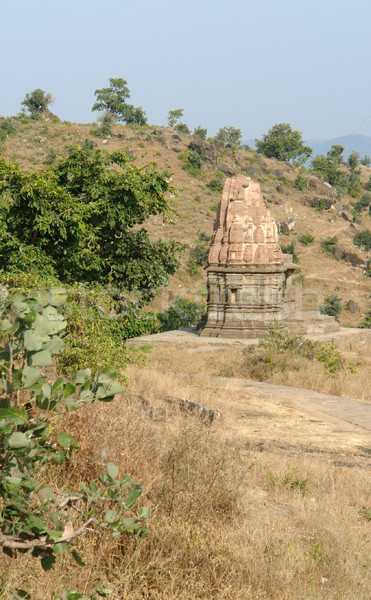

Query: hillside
[1,114,370,326]
[1,114,370,600]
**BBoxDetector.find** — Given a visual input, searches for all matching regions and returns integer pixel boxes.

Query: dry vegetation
[3,378,371,599]
[1,117,370,599]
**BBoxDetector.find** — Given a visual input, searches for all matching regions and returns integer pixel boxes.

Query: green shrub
[353,193,371,213]
[160,297,205,331]
[280,242,299,263]
[0,117,16,141]
[294,174,306,191]
[180,150,203,175]
[258,324,344,373]
[299,233,315,246]
[320,236,338,253]
[174,122,191,134]
[206,178,223,192]
[320,294,342,320]
[56,287,159,376]
[188,232,211,275]
[353,230,371,251]
[365,175,371,191]
[193,126,207,139]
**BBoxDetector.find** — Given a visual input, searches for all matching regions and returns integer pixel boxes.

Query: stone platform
[126,326,371,353]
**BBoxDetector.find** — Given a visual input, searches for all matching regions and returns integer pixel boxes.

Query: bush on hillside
[320,294,342,320]
[160,297,205,331]
[353,230,371,251]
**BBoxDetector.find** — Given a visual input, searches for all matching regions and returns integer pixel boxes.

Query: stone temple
[199,175,339,338]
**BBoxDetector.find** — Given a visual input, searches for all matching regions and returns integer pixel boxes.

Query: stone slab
[126,326,371,352]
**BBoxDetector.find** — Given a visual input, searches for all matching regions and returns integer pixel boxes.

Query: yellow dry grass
[147,343,371,404]
[3,357,370,599]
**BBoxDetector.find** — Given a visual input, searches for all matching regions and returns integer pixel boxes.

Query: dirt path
[127,364,371,456]
[212,376,371,431]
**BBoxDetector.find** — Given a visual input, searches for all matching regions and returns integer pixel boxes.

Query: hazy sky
[2,0,371,141]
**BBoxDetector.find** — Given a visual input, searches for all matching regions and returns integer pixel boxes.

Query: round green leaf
[28,349,53,367]
[106,462,119,479]
[105,509,118,523]
[21,366,43,388]
[8,432,32,449]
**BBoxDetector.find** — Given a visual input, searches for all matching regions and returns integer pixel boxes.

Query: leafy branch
[0,288,148,574]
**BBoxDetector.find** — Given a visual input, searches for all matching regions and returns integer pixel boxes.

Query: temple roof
[208,175,284,266]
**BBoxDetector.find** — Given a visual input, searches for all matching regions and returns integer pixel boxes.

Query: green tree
[311,145,345,186]
[21,89,53,115]
[216,126,242,147]
[348,150,360,172]
[193,126,207,139]
[0,150,182,301]
[256,123,312,163]
[94,111,115,137]
[92,78,147,125]
[360,154,371,166]
[354,193,371,213]
[312,145,361,196]
[168,108,184,129]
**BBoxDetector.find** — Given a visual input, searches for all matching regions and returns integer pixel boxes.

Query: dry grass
[1,119,371,598]
[147,342,371,404]
[2,374,370,599]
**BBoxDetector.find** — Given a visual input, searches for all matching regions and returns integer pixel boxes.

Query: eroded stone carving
[199,175,339,338]
[208,175,283,267]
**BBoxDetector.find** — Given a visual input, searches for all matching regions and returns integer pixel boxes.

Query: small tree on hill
[92,78,147,125]
[216,126,242,147]
[21,88,53,115]
[348,150,360,172]
[168,109,184,129]
[312,144,361,197]
[256,123,312,163]
[193,126,207,140]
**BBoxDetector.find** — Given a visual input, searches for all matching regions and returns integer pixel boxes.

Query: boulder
[332,245,366,267]
[339,207,353,222]
[346,300,359,313]
[218,163,237,177]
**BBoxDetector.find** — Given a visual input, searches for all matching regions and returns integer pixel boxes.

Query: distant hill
[246,134,371,160]
[307,135,371,160]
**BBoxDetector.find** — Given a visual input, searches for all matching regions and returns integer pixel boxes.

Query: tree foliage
[216,126,242,147]
[0,150,183,301]
[21,89,53,115]
[168,109,184,129]
[353,229,371,251]
[193,126,207,140]
[311,145,361,197]
[348,150,360,172]
[92,78,147,125]
[256,123,312,163]
[0,289,147,576]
